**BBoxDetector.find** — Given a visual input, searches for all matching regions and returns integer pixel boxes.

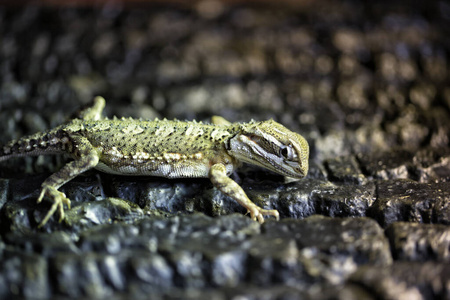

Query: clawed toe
[248,206,280,224]
[37,186,71,227]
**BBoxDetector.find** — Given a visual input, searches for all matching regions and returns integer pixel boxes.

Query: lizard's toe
[62,195,71,209]
[255,207,280,223]
[37,186,71,227]
[248,208,265,224]
[37,189,45,203]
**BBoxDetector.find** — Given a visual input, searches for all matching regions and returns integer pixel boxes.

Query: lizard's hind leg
[37,136,100,227]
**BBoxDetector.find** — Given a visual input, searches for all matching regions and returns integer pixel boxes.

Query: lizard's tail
[0,128,66,162]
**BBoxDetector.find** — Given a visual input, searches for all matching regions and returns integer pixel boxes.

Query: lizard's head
[228,120,309,179]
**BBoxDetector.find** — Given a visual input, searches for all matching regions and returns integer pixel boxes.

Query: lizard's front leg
[75,96,105,121]
[37,136,100,227]
[209,163,279,224]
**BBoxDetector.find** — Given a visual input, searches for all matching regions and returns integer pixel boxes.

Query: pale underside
[94,159,235,178]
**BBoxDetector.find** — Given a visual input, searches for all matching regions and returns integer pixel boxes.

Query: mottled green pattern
[0,97,309,226]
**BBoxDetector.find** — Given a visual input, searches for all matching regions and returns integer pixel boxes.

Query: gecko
[0,97,309,227]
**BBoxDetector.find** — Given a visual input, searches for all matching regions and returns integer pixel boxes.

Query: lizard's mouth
[250,146,306,178]
[283,160,307,177]
[228,132,308,179]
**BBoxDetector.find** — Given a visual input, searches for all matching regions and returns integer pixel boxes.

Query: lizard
[0,96,309,227]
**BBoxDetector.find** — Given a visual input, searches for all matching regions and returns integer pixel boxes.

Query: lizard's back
[71,118,239,178]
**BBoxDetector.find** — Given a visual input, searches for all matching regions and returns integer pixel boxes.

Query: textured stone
[0,2,449,299]
[275,179,375,220]
[0,251,50,299]
[264,216,392,263]
[357,149,414,180]
[385,222,450,262]
[410,147,450,183]
[50,252,118,298]
[325,155,367,185]
[369,179,450,227]
[349,262,449,300]
[4,231,78,256]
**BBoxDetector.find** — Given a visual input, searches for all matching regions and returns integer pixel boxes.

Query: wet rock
[263,216,392,269]
[0,1,449,299]
[78,223,141,254]
[357,149,414,180]
[109,171,376,223]
[0,213,393,298]
[0,251,50,299]
[325,155,367,185]
[349,262,449,300]
[4,231,78,256]
[357,147,450,183]
[385,222,450,262]
[225,285,320,300]
[0,179,8,212]
[49,252,119,298]
[369,179,450,227]
[63,197,144,229]
[275,179,375,220]
[1,197,41,233]
[410,147,450,183]
[384,105,431,149]
[128,252,174,293]
[0,174,144,233]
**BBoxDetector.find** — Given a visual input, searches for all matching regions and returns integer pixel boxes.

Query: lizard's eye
[279,145,297,161]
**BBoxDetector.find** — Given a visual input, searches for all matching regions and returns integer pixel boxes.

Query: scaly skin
[0,97,309,226]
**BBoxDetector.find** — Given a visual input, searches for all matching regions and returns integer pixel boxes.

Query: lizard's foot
[247,205,280,224]
[37,186,71,227]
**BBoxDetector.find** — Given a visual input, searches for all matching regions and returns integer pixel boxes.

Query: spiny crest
[239,119,265,132]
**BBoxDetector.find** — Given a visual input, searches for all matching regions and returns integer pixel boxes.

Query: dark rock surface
[0,1,449,299]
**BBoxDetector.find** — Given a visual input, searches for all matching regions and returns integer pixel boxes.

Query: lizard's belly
[94,160,211,178]
[95,158,236,179]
